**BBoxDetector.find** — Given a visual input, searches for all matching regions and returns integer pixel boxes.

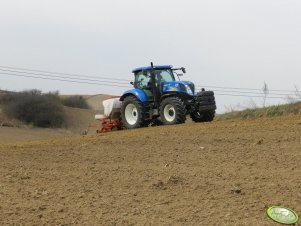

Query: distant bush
[0,90,66,127]
[61,96,89,109]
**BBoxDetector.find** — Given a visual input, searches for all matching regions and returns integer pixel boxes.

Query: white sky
[0,0,300,112]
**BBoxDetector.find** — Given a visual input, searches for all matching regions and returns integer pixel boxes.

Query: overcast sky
[0,0,300,112]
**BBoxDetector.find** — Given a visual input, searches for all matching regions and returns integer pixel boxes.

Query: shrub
[61,96,89,109]
[1,90,66,127]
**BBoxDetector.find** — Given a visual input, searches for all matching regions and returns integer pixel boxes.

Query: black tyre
[160,97,187,125]
[190,110,215,122]
[197,91,214,96]
[149,117,163,127]
[121,96,149,129]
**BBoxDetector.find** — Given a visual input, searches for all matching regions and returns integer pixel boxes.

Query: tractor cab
[131,65,195,103]
[133,66,175,99]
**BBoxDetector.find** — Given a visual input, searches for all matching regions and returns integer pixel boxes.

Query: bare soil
[0,115,301,226]
[0,127,70,144]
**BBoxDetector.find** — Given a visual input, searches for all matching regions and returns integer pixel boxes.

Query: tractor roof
[132,65,172,73]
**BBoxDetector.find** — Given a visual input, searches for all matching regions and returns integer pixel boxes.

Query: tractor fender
[120,89,148,103]
[160,92,191,102]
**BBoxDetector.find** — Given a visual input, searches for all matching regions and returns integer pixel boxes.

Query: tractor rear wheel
[121,96,149,129]
[160,97,187,125]
[190,110,215,122]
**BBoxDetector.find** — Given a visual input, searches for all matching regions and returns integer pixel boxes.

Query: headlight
[185,85,193,95]
[179,83,186,91]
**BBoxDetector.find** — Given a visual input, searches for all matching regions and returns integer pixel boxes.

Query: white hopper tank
[95,97,121,120]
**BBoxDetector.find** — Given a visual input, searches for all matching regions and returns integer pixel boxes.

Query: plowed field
[1,115,301,225]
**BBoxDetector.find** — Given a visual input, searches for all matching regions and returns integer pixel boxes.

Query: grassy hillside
[0,90,16,95]
[215,101,301,121]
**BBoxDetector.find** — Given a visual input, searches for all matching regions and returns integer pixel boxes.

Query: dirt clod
[256,139,264,145]
[231,186,242,194]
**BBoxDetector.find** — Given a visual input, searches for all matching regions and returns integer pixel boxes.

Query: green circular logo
[267,206,298,225]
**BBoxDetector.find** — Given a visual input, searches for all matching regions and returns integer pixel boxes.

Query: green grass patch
[215,102,301,121]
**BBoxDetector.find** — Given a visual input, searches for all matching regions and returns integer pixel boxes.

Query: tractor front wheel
[160,97,187,125]
[121,96,149,129]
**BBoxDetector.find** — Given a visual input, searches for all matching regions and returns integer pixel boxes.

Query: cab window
[135,71,152,89]
[155,69,175,83]
[135,70,153,97]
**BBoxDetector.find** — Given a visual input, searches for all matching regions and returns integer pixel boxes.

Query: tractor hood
[162,81,195,96]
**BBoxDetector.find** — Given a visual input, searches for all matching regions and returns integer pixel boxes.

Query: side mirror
[130,81,134,85]
[181,67,186,73]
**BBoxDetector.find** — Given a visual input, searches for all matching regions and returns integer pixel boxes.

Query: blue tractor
[119,63,216,129]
